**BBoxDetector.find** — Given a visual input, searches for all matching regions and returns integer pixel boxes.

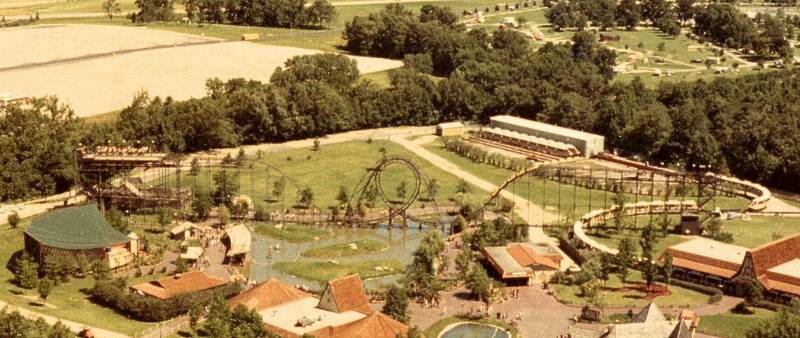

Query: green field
[697,308,775,338]
[0,220,157,336]
[301,239,388,258]
[421,137,750,222]
[253,223,334,243]
[721,216,800,248]
[182,140,476,211]
[587,228,691,258]
[551,274,709,308]
[272,259,404,283]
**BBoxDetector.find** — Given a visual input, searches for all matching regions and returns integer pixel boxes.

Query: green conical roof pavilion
[25,203,130,250]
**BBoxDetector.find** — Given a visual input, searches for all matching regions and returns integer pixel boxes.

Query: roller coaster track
[347,155,442,226]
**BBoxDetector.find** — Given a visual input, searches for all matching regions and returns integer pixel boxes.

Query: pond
[248,222,442,290]
[440,323,512,338]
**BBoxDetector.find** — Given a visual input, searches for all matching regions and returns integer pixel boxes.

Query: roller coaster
[346,155,442,227]
[470,153,773,257]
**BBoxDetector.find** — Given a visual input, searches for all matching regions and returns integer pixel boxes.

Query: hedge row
[91,278,243,322]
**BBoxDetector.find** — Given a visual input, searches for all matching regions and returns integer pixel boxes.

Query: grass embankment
[301,239,387,258]
[697,308,774,338]
[0,220,156,336]
[550,274,708,308]
[181,140,476,211]
[421,137,750,219]
[424,317,520,338]
[273,259,404,283]
[253,223,333,243]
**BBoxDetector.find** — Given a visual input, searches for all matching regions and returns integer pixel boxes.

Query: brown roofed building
[483,242,565,284]
[131,271,227,300]
[663,237,747,291]
[241,275,408,338]
[733,234,800,303]
[318,274,373,315]
[332,312,409,338]
[228,278,310,311]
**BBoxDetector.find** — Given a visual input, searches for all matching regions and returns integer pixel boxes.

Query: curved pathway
[0,300,131,338]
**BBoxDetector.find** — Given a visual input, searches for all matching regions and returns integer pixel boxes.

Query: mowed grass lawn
[587,229,692,258]
[301,239,387,258]
[421,137,749,221]
[273,259,404,283]
[0,220,156,336]
[551,274,708,308]
[721,216,800,248]
[182,140,477,211]
[697,308,775,338]
[253,223,334,243]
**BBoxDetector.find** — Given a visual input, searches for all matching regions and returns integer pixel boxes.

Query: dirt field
[0,25,401,117]
[0,24,218,69]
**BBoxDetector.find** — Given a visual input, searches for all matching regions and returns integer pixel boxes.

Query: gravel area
[0,25,401,117]
[0,24,218,69]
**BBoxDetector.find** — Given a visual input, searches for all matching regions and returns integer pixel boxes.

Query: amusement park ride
[73,145,764,232]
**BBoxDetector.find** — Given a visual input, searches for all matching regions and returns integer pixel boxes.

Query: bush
[708,289,723,304]
[549,270,572,285]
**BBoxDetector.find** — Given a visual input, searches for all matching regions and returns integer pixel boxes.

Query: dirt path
[0,299,132,338]
[392,136,557,226]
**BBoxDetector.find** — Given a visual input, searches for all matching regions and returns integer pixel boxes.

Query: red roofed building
[230,275,408,338]
[131,271,228,300]
[733,234,800,303]
[227,278,310,311]
[318,274,373,314]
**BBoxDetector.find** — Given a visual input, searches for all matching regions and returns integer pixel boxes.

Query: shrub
[708,289,723,304]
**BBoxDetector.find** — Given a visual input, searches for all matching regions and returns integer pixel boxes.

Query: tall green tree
[662,252,673,286]
[640,222,659,286]
[382,284,410,323]
[37,279,53,306]
[212,170,240,207]
[15,253,39,291]
[192,186,213,220]
[616,0,641,30]
[617,237,635,283]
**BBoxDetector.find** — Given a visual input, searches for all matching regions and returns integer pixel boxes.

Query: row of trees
[694,5,794,59]
[545,0,650,31]
[0,308,72,338]
[91,277,243,322]
[3,4,800,204]
[131,0,335,28]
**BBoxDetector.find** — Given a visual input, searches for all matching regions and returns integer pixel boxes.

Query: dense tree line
[0,308,72,338]
[0,97,81,201]
[3,4,800,204]
[132,0,334,28]
[694,5,794,59]
[544,0,794,60]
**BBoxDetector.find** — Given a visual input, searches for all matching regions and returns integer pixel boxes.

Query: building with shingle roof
[733,234,800,303]
[231,275,407,338]
[664,234,800,303]
[228,278,310,311]
[24,203,136,269]
[131,271,228,300]
[482,242,564,284]
[318,274,373,314]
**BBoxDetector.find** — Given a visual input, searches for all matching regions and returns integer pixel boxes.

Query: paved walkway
[0,300,131,338]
